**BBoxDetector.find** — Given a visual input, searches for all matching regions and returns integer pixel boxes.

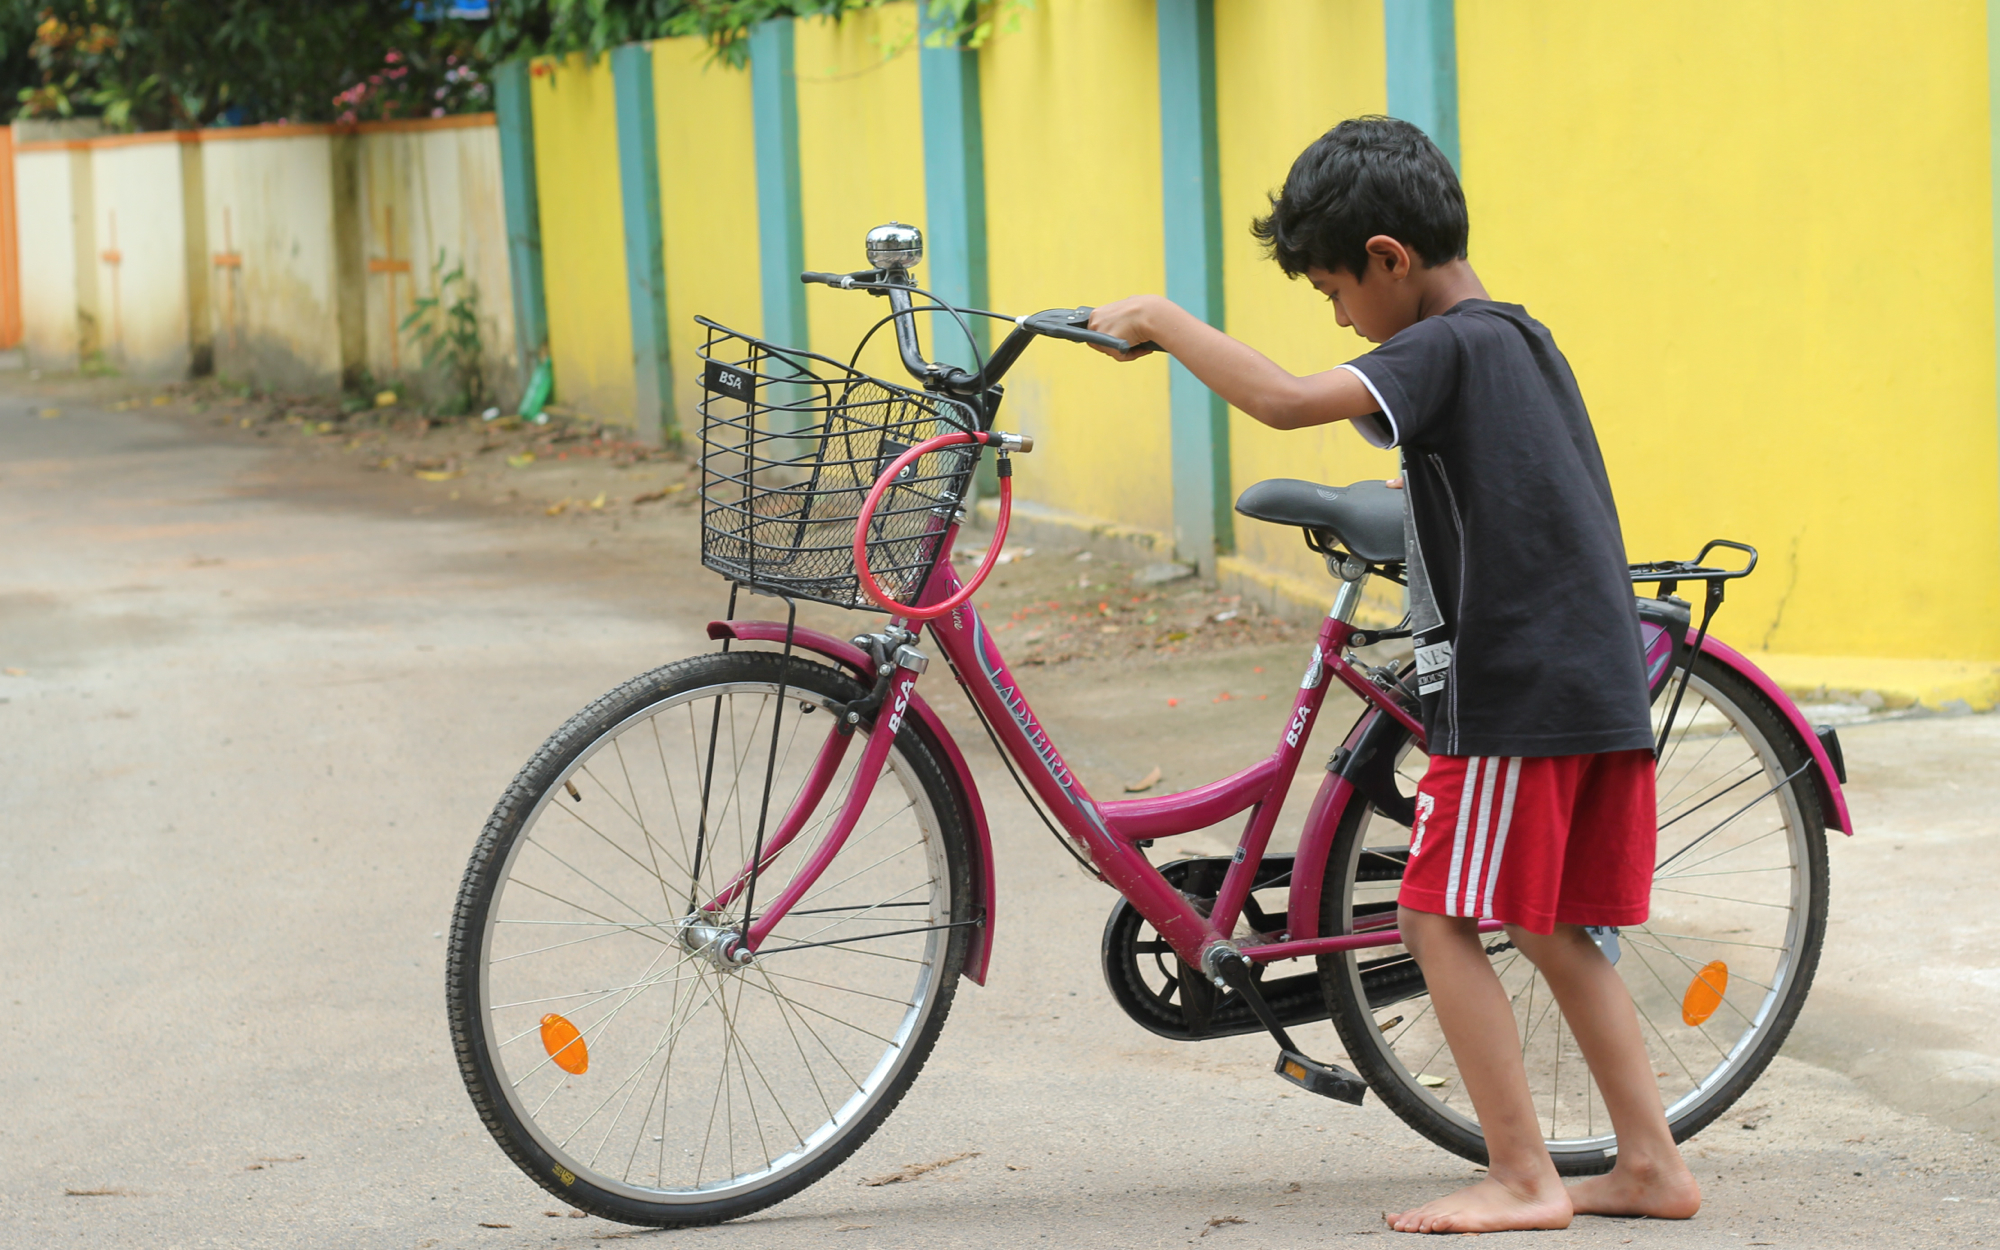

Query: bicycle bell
[865,222,923,272]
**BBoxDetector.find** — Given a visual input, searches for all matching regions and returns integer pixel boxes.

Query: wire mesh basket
[696,318,982,610]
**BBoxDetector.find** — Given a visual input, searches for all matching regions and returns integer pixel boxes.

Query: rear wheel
[1318,652,1829,1173]
[447,650,974,1225]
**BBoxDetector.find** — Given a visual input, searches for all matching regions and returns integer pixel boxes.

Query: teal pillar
[1384,0,1460,171]
[612,43,671,446]
[751,19,808,355]
[1158,0,1231,576]
[494,60,548,392]
[920,7,994,499]
[917,10,990,368]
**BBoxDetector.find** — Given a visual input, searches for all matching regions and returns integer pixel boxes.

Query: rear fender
[1637,613,1852,835]
[1694,634,1854,835]
[706,620,996,982]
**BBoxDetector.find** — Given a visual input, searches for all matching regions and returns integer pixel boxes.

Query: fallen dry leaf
[589,491,607,509]
[834,1224,873,1233]
[64,1187,129,1197]
[630,482,688,506]
[861,1150,980,1186]
[1199,1215,1248,1236]
[38,407,60,419]
[414,469,463,482]
[3,667,23,676]
[477,1222,512,1228]
[506,452,536,468]
[1124,766,1163,793]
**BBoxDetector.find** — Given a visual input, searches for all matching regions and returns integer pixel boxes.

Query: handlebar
[798,269,1159,397]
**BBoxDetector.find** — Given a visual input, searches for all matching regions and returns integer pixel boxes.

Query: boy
[1087,116,1702,1234]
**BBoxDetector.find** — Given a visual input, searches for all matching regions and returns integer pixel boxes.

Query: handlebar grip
[1020,306,1160,355]
[800,271,846,287]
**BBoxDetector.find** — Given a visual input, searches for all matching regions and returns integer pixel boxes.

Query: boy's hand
[1086,296,1170,361]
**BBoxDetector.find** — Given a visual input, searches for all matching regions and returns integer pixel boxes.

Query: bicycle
[447,222,1854,1227]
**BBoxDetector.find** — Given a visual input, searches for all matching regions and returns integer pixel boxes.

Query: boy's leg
[1505,923,1702,1219]
[1384,906,1571,1234]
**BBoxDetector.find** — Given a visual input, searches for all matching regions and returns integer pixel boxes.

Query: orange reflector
[1681,960,1729,1026]
[541,1013,589,1074]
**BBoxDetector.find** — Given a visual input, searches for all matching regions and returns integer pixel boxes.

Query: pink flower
[434,86,446,99]
[385,49,402,64]
[431,107,445,118]
[387,67,407,79]
[446,54,457,66]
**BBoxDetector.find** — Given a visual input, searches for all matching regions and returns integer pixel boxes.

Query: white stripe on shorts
[1461,756,1502,915]
[1479,758,1523,919]
[1443,757,1486,917]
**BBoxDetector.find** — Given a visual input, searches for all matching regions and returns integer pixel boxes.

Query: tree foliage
[5,1,486,128]
[476,0,1025,68]
[0,0,1026,129]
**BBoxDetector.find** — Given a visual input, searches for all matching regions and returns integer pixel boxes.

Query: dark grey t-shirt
[1339,300,1653,758]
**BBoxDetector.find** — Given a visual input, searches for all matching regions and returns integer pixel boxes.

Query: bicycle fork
[688,625,930,966]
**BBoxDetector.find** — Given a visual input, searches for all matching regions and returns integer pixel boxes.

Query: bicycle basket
[696,318,981,610]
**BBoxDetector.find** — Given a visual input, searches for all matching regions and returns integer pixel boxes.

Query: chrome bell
[865,222,923,271]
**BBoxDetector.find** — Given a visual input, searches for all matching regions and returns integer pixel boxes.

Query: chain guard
[1099,854,1333,1041]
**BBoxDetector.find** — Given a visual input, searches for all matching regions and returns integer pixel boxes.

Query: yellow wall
[981,0,1174,534]
[653,38,762,432]
[1457,1,1999,665]
[795,3,929,382]
[1216,0,1395,584]
[530,55,635,424]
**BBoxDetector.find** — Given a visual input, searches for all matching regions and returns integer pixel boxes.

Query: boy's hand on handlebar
[1087,296,1170,361]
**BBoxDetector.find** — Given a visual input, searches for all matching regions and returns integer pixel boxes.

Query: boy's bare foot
[1384,1176,1573,1234]
[1568,1158,1703,1219]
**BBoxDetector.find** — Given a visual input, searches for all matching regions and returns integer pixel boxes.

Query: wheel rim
[474,680,954,1203]
[1338,669,1815,1152]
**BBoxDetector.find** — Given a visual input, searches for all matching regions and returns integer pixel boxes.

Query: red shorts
[1397,750,1656,935]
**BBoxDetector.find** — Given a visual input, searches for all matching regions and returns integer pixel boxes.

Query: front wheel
[447,650,975,1225]
[1317,652,1830,1173]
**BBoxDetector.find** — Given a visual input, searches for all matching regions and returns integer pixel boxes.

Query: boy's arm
[1087,295,1379,431]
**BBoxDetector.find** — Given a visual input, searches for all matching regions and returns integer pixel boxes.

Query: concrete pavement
[3,380,1998,1248]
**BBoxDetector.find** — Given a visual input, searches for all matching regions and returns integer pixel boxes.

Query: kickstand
[1210,950,1368,1106]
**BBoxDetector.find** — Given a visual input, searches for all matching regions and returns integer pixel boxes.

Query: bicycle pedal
[1275,1049,1368,1106]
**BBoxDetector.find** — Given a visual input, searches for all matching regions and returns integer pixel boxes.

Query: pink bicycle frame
[704,516,1851,978]
[701,506,1492,975]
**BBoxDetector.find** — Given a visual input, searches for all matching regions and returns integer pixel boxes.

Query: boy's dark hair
[1251,116,1468,280]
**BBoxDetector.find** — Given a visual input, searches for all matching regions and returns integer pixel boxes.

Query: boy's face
[1306,241,1423,343]
[1304,258,1416,344]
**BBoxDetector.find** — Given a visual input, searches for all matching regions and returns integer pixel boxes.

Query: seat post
[1330,573,1367,623]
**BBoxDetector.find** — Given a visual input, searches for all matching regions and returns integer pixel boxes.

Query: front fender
[706,620,996,984]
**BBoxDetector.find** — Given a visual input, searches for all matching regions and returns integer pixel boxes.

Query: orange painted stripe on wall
[0,126,18,350]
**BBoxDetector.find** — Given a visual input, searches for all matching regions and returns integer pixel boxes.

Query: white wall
[357,121,518,401]
[89,140,190,379]
[200,132,343,388]
[16,148,79,370]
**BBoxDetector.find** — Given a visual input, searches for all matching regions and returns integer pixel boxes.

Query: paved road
[4,382,1999,1248]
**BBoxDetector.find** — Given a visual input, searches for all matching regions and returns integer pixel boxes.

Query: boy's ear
[1365,234,1415,279]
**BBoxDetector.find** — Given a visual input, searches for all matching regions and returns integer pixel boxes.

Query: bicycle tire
[447,650,974,1226]
[1316,651,1830,1174]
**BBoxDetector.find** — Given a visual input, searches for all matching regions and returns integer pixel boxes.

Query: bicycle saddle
[1233,478,1406,565]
